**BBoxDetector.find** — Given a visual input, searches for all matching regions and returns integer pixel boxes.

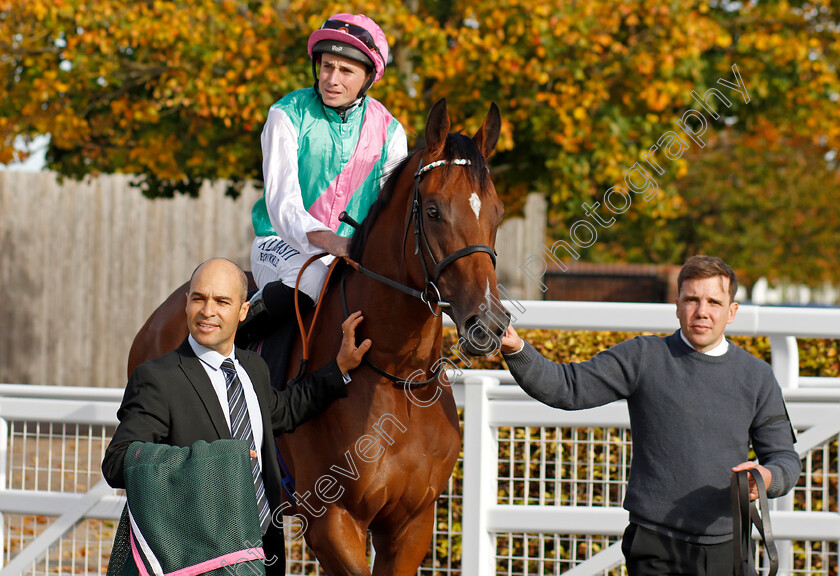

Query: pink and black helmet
[307,13,389,84]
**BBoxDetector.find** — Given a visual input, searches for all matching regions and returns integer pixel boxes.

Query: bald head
[190,258,248,304]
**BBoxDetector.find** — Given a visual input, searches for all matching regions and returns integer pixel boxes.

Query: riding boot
[235,281,313,349]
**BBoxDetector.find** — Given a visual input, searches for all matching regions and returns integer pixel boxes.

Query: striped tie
[221,359,271,534]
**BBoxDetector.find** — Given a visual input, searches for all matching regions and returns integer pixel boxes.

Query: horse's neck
[353,198,443,369]
[347,264,442,366]
[362,285,442,364]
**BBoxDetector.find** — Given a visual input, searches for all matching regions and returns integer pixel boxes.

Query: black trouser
[622,523,735,576]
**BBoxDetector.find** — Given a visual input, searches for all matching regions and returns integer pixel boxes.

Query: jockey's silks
[251,88,403,241]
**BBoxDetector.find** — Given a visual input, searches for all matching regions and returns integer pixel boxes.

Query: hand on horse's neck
[347,270,443,369]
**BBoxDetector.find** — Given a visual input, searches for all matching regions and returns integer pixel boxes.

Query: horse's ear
[424,98,450,160]
[473,102,501,159]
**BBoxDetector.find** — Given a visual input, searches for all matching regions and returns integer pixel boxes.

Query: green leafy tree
[2,0,838,282]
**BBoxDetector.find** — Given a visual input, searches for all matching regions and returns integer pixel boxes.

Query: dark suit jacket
[102,339,347,575]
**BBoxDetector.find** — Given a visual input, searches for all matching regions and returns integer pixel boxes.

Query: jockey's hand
[731,461,772,501]
[500,323,524,355]
[307,230,351,258]
[336,311,372,374]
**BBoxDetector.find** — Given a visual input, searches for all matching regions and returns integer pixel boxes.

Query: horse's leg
[306,507,372,576]
[370,506,436,576]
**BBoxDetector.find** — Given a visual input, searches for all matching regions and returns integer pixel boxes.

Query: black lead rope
[731,468,778,576]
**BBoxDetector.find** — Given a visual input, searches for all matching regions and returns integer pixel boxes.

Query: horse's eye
[425,205,439,219]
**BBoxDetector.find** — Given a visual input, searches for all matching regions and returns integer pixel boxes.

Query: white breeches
[250,236,333,303]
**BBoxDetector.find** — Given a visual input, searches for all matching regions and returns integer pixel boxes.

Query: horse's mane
[348,132,491,262]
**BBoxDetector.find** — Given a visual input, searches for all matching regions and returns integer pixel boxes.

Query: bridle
[347,154,497,316]
[334,153,498,388]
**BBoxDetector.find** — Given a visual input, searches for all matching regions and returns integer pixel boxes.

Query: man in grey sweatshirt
[500,255,800,576]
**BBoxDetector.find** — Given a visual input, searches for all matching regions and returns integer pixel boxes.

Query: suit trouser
[622,523,735,576]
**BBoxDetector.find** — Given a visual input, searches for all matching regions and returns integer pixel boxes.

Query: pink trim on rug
[129,526,154,576]
[130,527,265,576]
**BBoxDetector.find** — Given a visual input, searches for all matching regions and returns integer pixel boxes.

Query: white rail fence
[0,302,838,575]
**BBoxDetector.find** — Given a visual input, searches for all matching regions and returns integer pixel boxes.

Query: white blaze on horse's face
[469,192,481,221]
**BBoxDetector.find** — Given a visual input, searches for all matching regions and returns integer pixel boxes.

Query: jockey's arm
[263,107,334,254]
[307,229,350,258]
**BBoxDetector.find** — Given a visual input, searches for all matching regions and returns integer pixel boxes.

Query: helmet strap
[313,81,367,121]
[359,70,374,96]
[311,61,374,120]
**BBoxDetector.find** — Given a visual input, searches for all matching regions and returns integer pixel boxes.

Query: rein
[290,253,343,382]
[289,254,441,390]
[339,269,441,389]
[291,155,495,388]
[731,468,778,576]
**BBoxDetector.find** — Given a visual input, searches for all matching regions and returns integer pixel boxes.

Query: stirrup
[235,289,269,349]
[244,288,267,322]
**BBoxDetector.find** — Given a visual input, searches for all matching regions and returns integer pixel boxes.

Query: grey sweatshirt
[504,330,801,543]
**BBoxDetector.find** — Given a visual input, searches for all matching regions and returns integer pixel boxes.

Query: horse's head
[404,98,510,356]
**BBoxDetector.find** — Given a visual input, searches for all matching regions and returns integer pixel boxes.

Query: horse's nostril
[465,306,509,334]
[478,302,511,336]
[462,315,499,354]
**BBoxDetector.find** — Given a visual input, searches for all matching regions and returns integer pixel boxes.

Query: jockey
[238,13,408,346]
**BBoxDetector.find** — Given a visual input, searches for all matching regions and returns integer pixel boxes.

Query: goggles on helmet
[320,19,383,61]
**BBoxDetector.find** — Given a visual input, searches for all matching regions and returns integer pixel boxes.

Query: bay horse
[126,98,509,575]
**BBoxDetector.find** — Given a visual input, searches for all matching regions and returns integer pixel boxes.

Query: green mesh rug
[107,440,266,576]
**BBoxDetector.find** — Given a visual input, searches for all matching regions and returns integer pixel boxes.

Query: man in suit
[102,257,371,574]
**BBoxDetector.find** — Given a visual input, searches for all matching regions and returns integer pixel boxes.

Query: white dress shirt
[679,329,730,356]
[188,335,264,471]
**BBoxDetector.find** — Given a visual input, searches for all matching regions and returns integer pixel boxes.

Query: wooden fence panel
[0,171,543,387]
[0,172,263,387]
[494,193,547,301]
